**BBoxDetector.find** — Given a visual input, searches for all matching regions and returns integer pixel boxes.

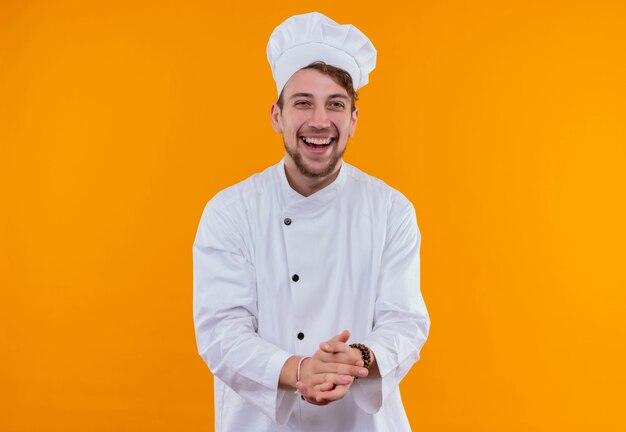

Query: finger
[319,341,335,353]
[315,384,350,403]
[319,330,350,351]
[314,382,335,392]
[312,359,367,378]
[297,382,328,406]
[309,358,368,378]
[309,371,354,387]
[323,373,354,386]
[304,395,328,406]
[321,340,356,356]
[328,363,369,378]
[319,340,348,354]
[320,342,362,366]
[331,329,351,343]
[313,350,364,367]
[316,348,364,367]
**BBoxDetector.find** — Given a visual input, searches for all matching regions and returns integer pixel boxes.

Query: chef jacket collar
[277,158,348,210]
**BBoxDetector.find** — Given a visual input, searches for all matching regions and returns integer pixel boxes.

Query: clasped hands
[295,330,369,406]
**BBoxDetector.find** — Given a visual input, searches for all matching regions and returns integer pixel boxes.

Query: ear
[348,107,359,138]
[270,103,283,133]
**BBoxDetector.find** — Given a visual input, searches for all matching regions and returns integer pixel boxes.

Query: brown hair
[277,61,359,112]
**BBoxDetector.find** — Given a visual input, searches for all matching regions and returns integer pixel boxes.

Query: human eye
[294,100,312,108]
[329,101,345,110]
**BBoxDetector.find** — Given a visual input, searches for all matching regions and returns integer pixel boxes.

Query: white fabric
[193,159,430,432]
[267,12,377,95]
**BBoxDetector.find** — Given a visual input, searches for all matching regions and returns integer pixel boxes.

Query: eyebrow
[289,93,350,101]
[328,94,350,101]
[289,93,314,99]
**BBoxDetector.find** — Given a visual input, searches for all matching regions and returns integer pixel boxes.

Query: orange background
[2,1,625,430]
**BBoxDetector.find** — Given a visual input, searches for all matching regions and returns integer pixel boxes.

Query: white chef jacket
[193,159,430,431]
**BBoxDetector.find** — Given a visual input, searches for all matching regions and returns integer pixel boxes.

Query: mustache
[298,126,338,134]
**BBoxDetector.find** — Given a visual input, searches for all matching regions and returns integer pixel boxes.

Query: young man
[193,12,430,431]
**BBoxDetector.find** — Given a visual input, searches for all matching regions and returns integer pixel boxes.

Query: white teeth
[303,137,332,145]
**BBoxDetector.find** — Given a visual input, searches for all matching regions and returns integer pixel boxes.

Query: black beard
[284,139,346,178]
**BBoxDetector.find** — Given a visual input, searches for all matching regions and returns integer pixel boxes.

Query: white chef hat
[266,12,377,96]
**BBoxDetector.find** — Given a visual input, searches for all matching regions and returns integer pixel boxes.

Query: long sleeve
[193,202,295,424]
[351,199,430,414]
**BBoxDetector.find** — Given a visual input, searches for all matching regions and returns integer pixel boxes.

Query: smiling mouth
[300,136,336,148]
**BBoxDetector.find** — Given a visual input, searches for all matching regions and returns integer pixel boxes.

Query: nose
[308,105,331,129]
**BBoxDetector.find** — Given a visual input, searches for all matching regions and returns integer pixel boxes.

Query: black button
[297,332,304,340]
[292,274,299,282]
[284,218,292,226]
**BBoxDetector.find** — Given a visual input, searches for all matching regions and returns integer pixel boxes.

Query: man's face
[271,68,358,178]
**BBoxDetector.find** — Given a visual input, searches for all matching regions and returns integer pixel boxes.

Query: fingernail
[359,369,368,377]
[323,343,330,350]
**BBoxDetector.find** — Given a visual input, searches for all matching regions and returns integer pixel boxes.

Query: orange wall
[2,1,625,430]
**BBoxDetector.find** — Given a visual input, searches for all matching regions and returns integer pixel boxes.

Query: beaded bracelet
[349,343,372,369]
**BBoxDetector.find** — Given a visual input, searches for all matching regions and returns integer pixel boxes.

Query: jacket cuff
[265,350,297,424]
[350,340,393,414]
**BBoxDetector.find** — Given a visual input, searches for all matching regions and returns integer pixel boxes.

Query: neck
[283,158,342,197]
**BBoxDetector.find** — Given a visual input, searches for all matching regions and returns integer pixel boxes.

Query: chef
[193,11,430,431]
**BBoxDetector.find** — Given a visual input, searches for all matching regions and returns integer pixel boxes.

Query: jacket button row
[292,274,299,282]
[284,218,292,226]
[297,332,304,340]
